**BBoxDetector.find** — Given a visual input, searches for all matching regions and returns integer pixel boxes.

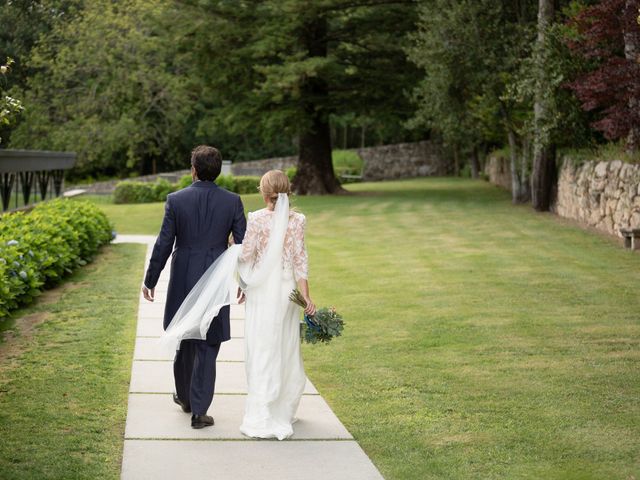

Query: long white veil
[159,193,290,353]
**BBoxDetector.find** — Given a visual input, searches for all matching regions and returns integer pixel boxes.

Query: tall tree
[175,0,420,194]
[567,0,640,153]
[0,0,80,144]
[409,0,538,201]
[9,0,196,178]
[531,0,556,211]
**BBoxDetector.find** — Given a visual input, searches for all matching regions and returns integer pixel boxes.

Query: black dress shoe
[173,393,191,413]
[191,414,214,429]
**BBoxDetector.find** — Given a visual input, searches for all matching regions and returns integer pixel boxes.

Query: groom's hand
[142,286,155,302]
[237,287,245,304]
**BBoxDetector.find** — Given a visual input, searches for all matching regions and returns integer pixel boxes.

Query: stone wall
[552,157,640,236]
[484,155,512,191]
[230,155,297,176]
[68,141,444,194]
[228,141,447,180]
[358,141,447,180]
[484,154,640,237]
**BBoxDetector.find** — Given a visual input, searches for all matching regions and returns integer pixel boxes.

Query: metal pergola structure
[0,149,76,212]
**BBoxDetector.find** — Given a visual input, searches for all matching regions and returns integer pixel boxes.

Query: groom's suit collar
[191,180,218,189]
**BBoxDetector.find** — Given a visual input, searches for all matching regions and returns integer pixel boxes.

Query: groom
[142,145,247,429]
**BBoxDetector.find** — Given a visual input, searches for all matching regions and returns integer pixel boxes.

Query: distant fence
[0,149,76,212]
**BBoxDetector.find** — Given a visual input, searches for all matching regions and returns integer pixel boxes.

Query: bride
[159,169,316,440]
[238,170,316,439]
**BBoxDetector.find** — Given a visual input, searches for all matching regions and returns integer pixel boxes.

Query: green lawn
[0,244,146,479]
[89,178,638,478]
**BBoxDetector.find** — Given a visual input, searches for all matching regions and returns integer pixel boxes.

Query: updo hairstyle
[259,170,291,206]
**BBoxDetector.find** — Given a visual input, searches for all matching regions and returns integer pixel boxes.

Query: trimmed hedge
[210,174,259,194]
[114,175,261,204]
[176,174,193,190]
[233,176,260,194]
[113,179,176,204]
[0,199,113,318]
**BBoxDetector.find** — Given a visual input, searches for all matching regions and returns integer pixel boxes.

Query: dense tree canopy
[169,0,420,193]
[0,0,636,198]
[567,0,640,152]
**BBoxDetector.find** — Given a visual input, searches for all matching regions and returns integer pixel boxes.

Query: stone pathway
[114,235,384,480]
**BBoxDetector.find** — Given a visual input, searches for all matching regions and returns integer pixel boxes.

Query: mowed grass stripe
[0,244,147,480]
[90,177,639,479]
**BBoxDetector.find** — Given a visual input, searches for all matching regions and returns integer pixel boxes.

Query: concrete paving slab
[125,394,351,440]
[113,235,156,245]
[136,318,244,339]
[129,360,318,395]
[137,302,168,319]
[122,440,383,480]
[147,283,169,294]
[120,236,383,479]
[231,319,244,338]
[134,338,245,361]
[136,317,164,337]
[218,338,245,361]
[139,297,166,307]
[230,303,245,319]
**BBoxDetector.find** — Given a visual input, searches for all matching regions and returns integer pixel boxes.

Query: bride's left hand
[304,298,316,316]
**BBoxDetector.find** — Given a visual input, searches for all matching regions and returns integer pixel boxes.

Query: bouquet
[288,289,345,344]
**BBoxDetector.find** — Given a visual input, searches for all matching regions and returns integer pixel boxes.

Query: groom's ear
[191,166,197,181]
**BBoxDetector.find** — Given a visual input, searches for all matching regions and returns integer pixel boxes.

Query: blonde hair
[259,170,291,205]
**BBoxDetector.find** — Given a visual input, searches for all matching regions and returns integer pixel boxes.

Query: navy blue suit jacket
[144,180,247,344]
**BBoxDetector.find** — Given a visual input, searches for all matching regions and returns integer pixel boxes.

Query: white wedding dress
[159,193,307,440]
[237,206,308,440]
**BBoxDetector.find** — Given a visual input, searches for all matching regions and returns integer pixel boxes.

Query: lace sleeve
[292,214,308,280]
[239,213,259,264]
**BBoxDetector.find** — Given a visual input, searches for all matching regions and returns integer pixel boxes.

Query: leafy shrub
[113,179,177,204]
[332,150,363,177]
[332,150,364,184]
[215,174,236,192]
[286,167,297,183]
[176,174,193,190]
[153,178,175,199]
[234,176,260,194]
[113,174,260,203]
[0,199,113,318]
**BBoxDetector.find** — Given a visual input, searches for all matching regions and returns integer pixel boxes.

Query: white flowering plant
[0,58,24,143]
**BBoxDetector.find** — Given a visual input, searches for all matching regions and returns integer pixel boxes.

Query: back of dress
[238,205,309,440]
[239,208,308,282]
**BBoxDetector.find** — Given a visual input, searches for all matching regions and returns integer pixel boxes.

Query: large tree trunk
[531,0,556,211]
[452,144,460,176]
[623,0,640,153]
[294,15,344,195]
[506,127,531,204]
[470,146,480,179]
[296,116,344,194]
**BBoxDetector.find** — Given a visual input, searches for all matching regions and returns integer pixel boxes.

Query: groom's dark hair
[191,145,222,182]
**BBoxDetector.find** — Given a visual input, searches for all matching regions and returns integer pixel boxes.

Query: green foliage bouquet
[289,289,345,344]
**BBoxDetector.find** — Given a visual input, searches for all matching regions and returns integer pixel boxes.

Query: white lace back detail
[239,208,308,280]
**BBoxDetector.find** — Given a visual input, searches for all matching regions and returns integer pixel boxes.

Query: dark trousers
[174,339,221,416]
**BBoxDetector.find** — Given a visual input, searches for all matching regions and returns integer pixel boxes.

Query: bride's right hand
[303,297,316,316]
